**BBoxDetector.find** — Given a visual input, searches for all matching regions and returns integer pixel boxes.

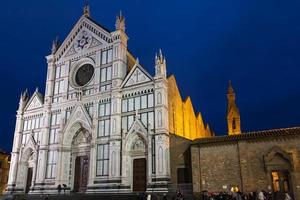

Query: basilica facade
[7,7,212,194]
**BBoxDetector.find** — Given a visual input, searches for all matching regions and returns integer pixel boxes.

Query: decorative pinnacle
[51,37,59,54]
[115,10,125,31]
[83,4,90,17]
[20,89,29,102]
[155,49,166,65]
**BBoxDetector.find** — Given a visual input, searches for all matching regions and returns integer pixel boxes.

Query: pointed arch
[157,111,162,127]
[158,146,163,173]
[264,146,294,171]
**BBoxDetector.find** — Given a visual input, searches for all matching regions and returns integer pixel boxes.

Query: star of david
[76,35,90,49]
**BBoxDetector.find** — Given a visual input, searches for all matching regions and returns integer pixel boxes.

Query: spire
[227,80,236,102]
[83,4,90,17]
[228,80,234,94]
[19,89,29,111]
[155,49,167,77]
[226,80,241,135]
[155,49,166,65]
[115,10,125,31]
[22,89,29,101]
[51,37,59,54]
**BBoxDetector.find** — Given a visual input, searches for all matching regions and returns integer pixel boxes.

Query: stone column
[7,110,24,192]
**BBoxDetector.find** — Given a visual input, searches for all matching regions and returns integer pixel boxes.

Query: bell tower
[227,81,241,135]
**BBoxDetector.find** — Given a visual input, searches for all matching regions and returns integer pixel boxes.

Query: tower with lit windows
[227,81,241,135]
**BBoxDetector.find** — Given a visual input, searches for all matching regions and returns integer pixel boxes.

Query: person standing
[285,192,292,200]
[257,190,265,200]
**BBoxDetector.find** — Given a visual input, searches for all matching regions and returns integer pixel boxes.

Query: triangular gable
[63,103,93,133]
[24,133,38,151]
[55,16,111,61]
[122,60,153,88]
[127,118,148,135]
[124,117,149,151]
[25,91,44,111]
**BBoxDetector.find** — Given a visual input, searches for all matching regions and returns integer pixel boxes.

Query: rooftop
[192,126,300,145]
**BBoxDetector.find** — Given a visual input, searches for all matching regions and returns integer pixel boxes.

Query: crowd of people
[199,190,293,200]
[49,186,293,200]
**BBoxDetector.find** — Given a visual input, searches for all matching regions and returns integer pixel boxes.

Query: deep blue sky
[1,0,300,152]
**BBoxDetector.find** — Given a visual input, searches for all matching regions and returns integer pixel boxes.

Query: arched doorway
[264,146,294,197]
[70,126,91,193]
[127,134,148,192]
[16,147,37,194]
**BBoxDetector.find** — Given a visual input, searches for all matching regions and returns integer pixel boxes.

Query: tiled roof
[192,126,300,145]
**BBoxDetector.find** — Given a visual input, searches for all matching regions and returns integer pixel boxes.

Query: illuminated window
[232,118,236,130]
[272,171,280,192]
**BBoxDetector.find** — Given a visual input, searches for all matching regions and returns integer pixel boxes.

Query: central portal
[133,158,146,192]
[74,156,89,192]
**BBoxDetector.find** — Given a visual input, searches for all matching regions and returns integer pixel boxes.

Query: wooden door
[81,156,89,192]
[133,158,146,192]
[25,167,33,193]
[74,156,89,192]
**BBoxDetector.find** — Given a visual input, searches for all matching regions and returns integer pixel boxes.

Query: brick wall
[191,134,300,199]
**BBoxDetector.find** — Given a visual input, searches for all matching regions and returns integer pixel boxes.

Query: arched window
[112,119,116,132]
[158,146,163,173]
[158,111,162,127]
[157,92,162,105]
[111,151,116,176]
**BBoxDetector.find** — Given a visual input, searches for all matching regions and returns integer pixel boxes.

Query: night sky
[1,0,300,152]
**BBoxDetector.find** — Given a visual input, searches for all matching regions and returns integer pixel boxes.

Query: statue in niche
[132,138,145,150]
[72,128,91,146]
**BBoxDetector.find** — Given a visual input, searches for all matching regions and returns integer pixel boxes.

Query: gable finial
[155,48,165,65]
[155,49,167,77]
[83,3,90,17]
[20,88,29,103]
[115,10,125,31]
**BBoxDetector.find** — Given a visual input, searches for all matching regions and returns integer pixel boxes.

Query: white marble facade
[7,8,170,194]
